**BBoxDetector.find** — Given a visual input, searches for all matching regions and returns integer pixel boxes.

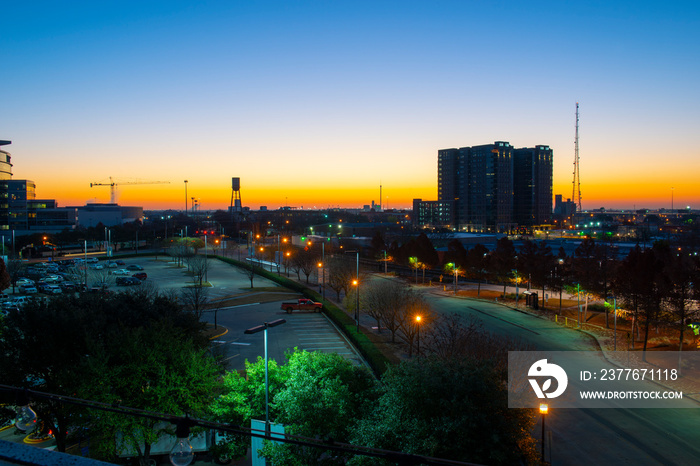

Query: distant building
[553,194,576,219]
[412,199,454,228]
[434,141,553,231]
[73,203,144,228]
[3,179,78,233]
[0,140,13,231]
[513,145,553,226]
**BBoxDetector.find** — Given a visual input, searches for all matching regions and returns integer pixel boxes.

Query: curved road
[423,292,700,466]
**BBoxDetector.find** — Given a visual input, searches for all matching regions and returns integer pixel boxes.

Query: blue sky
[2,1,699,210]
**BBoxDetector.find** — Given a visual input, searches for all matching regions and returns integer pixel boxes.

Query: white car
[112,269,130,276]
[44,285,62,294]
[90,264,105,270]
[16,278,34,286]
[44,275,63,283]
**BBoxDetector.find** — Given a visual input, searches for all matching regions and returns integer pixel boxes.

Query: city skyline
[2,1,698,211]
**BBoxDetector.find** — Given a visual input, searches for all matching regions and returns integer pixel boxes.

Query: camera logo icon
[528,359,568,399]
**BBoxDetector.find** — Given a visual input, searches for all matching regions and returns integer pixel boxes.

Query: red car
[132,272,148,280]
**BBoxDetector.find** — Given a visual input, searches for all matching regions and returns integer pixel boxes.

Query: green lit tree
[349,356,538,465]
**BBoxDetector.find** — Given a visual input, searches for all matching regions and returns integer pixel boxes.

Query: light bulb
[15,405,37,432]
[169,437,194,466]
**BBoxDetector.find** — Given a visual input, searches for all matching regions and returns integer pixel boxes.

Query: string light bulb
[169,418,194,466]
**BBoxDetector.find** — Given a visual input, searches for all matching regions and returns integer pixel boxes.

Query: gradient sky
[2,1,698,211]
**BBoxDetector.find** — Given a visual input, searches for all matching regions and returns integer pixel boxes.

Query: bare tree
[180,284,210,320]
[187,255,209,286]
[292,247,318,283]
[395,291,434,357]
[326,256,355,301]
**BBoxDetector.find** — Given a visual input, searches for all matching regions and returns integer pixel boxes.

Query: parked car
[44,285,62,295]
[114,260,126,266]
[3,296,30,309]
[61,282,76,291]
[43,274,63,283]
[89,264,105,270]
[126,264,144,271]
[112,269,130,276]
[16,278,34,286]
[116,277,141,286]
[107,262,119,268]
[20,285,38,294]
[132,272,147,280]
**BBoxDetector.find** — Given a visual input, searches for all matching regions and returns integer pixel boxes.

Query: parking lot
[7,255,366,371]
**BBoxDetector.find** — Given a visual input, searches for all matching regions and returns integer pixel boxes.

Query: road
[421,291,700,465]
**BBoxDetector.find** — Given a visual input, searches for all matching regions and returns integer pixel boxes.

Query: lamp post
[184,180,188,214]
[448,263,458,295]
[576,283,582,328]
[415,315,422,356]
[346,250,360,332]
[558,258,564,314]
[244,319,287,437]
[513,256,519,306]
[609,295,617,351]
[539,403,548,462]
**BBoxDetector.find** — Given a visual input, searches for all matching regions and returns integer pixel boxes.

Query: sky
[2,1,699,211]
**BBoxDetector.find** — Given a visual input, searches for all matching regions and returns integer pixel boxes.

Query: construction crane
[90,177,170,204]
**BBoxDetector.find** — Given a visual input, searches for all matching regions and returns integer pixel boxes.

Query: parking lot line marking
[301,346,350,351]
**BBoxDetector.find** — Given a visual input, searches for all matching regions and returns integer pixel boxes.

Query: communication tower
[572,103,582,212]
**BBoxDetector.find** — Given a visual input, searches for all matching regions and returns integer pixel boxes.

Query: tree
[665,253,696,350]
[89,326,219,465]
[0,257,11,291]
[180,282,210,320]
[211,349,377,465]
[187,254,209,286]
[517,240,555,309]
[326,256,355,301]
[293,247,319,284]
[444,239,468,270]
[0,290,209,457]
[262,350,378,465]
[350,357,538,465]
[490,237,516,297]
[465,244,490,296]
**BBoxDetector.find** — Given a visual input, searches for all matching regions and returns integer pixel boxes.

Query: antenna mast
[572,102,582,212]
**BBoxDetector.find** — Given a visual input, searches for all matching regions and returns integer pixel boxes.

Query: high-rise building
[435,141,552,231]
[0,140,13,231]
[513,145,553,225]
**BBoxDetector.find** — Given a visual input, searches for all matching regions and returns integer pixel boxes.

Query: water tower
[230,177,242,212]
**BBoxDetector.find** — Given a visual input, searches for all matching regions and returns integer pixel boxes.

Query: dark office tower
[513,145,553,225]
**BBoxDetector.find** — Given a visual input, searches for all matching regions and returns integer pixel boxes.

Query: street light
[448,263,459,295]
[608,295,617,351]
[539,403,548,462]
[184,180,188,214]
[244,319,287,437]
[415,315,422,356]
[513,256,519,306]
[346,250,360,333]
[558,258,564,314]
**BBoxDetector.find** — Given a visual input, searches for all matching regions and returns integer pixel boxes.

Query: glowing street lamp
[539,403,548,461]
[415,315,422,356]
